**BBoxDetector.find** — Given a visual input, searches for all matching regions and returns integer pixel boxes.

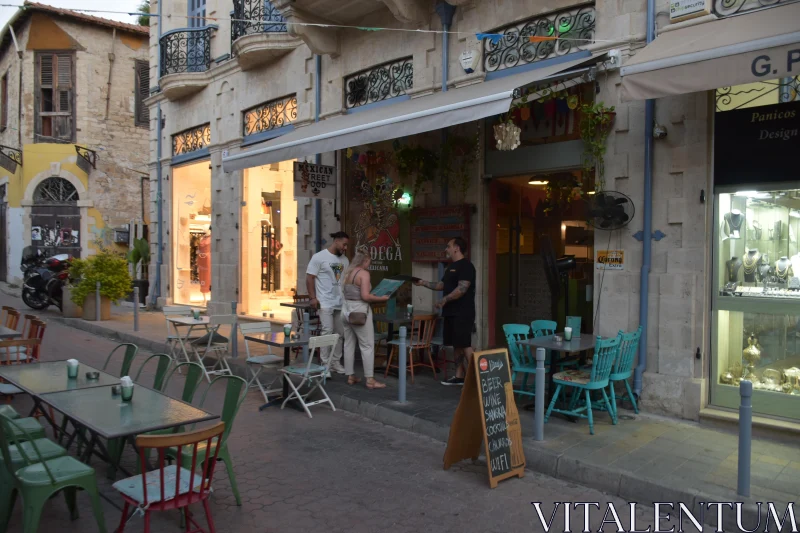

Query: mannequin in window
[725,257,742,283]
[722,209,744,239]
[197,233,211,301]
[742,249,760,282]
[775,256,793,281]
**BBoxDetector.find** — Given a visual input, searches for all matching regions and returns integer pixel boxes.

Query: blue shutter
[188,0,206,27]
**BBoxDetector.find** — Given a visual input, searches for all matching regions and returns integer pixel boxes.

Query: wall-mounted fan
[585,191,635,230]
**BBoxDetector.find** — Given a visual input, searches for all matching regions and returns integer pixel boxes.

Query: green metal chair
[0,414,69,533]
[544,335,620,435]
[163,362,206,404]
[103,343,139,378]
[0,415,106,533]
[168,375,247,506]
[503,324,539,400]
[607,327,642,416]
[133,354,173,392]
[0,406,19,420]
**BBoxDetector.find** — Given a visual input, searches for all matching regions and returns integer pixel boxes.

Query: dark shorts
[443,316,474,349]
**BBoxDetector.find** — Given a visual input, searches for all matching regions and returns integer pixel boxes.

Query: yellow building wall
[8,143,115,257]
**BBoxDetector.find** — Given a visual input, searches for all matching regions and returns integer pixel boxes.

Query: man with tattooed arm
[416,237,476,386]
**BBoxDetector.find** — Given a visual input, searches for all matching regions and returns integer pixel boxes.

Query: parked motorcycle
[21,246,71,311]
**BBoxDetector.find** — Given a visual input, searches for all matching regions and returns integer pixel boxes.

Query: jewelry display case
[713,188,800,420]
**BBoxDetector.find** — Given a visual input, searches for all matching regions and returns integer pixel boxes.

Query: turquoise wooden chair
[531,320,578,370]
[607,327,642,416]
[544,335,620,435]
[502,324,539,399]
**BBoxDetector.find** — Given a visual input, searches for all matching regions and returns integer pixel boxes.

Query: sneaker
[330,364,347,375]
[441,376,465,386]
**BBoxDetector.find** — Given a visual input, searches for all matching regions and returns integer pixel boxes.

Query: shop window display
[172,161,212,305]
[241,161,297,320]
[713,189,800,419]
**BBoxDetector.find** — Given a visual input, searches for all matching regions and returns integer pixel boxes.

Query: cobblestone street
[0,292,707,533]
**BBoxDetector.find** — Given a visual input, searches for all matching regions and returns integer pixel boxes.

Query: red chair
[113,421,225,533]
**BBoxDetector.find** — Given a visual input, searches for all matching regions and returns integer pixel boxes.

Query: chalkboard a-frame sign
[443,348,525,488]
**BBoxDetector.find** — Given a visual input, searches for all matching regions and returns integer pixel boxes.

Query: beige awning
[222,52,606,172]
[620,2,800,101]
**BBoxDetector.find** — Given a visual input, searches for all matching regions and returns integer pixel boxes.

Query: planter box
[127,279,149,306]
[62,286,83,318]
[82,294,111,321]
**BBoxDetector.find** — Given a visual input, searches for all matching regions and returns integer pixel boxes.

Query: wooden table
[518,334,597,411]
[0,326,22,339]
[244,331,309,412]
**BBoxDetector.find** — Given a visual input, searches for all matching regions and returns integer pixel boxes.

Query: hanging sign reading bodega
[294,162,337,199]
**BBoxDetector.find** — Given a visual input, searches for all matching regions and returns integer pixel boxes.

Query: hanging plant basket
[493,122,521,151]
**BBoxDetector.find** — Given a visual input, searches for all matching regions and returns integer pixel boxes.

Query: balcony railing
[344,57,413,110]
[160,26,216,77]
[232,0,287,44]
[713,0,795,16]
[483,6,595,74]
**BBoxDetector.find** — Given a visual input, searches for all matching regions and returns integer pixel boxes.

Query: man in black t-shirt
[416,237,476,386]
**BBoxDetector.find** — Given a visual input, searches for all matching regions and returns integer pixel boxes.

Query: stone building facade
[147,0,800,427]
[0,3,150,284]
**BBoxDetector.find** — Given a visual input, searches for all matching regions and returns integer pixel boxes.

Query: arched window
[33,177,79,204]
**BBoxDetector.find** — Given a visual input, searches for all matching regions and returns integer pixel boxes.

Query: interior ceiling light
[528,180,549,185]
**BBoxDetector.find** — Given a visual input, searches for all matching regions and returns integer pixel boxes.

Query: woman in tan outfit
[341,249,389,389]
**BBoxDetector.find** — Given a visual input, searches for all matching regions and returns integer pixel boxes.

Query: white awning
[619,2,800,101]
[222,52,607,172]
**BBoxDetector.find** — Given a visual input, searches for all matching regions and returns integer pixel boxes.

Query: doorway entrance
[489,171,595,346]
[30,177,81,258]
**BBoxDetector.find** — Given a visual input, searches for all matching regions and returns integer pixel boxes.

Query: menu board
[410,205,471,263]
[443,348,525,488]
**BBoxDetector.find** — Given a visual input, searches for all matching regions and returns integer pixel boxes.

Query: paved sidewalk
[3,285,797,528]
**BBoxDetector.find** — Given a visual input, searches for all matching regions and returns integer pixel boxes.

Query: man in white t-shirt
[306,232,350,374]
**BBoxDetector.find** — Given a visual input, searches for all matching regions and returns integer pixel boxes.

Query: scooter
[20,246,71,311]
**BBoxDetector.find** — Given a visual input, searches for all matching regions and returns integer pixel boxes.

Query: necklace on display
[776,257,792,280]
[751,220,762,240]
[742,250,760,275]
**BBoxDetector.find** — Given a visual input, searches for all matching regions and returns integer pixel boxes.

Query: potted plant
[579,102,616,191]
[70,251,133,320]
[126,238,150,305]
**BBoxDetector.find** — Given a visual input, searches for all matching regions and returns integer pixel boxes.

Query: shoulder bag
[344,269,369,326]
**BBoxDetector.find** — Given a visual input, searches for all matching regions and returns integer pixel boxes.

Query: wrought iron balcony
[344,57,413,110]
[483,6,595,75]
[159,26,216,77]
[232,0,287,44]
[713,0,794,16]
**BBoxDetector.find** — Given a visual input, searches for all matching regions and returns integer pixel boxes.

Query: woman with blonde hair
[341,247,389,388]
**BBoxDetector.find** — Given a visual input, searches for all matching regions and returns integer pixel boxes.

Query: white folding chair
[240,322,283,402]
[280,334,339,418]
[190,315,236,382]
[163,305,200,366]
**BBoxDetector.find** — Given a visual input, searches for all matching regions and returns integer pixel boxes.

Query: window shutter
[40,55,53,86]
[135,60,150,126]
[55,54,72,113]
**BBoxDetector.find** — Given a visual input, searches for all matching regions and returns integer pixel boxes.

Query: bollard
[534,347,546,441]
[738,380,753,497]
[302,311,310,364]
[230,301,238,359]
[133,287,139,331]
[398,326,407,403]
[95,282,101,322]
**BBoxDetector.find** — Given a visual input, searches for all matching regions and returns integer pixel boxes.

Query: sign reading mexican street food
[293,162,336,199]
[714,101,799,187]
[410,205,471,263]
[669,0,709,22]
[596,250,624,270]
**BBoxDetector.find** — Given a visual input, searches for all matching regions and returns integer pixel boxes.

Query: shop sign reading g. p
[293,161,336,200]
[751,48,800,78]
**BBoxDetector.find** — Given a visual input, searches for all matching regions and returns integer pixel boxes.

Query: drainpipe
[152,0,164,307]
[314,54,322,252]
[435,1,455,298]
[633,0,656,397]
[104,28,116,120]
[9,25,22,148]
